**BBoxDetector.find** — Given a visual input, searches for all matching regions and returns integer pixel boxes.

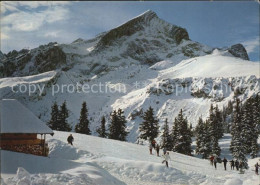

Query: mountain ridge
[0,10,250,78]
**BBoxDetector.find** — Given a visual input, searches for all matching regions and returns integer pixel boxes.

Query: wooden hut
[0,99,54,156]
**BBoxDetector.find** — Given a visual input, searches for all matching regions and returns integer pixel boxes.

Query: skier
[163,148,167,155]
[235,160,239,171]
[209,155,214,166]
[222,157,228,171]
[255,162,260,175]
[152,140,156,149]
[213,157,217,169]
[156,144,160,156]
[239,161,244,173]
[229,159,235,170]
[67,134,74,145]
[149,144,153,155]
[162,152,171,168]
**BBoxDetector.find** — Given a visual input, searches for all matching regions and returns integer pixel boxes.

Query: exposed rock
[96,10,158,49]
[95,10,189,51]
[228,44,249,60]
[35,46,66,73]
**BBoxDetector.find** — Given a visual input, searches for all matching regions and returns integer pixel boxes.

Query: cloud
[1,5,69,32]
[44,31,61,38]
[242,37,259,54]
[1,1,70,14]
[1,32,9,40]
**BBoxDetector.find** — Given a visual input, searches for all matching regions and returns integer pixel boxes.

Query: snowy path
[1,131,259,185]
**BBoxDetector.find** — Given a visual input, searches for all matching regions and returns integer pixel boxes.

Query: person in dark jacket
[213,157,217,169]
[149,144,153,155]
[67,134,74,145]
[209,156,214,166]
[222,157,228,170]
[255,162,260,175]
[235,160,239,171]
[156,144,160,156]
[229,159,235,170]
[152,140,156,149]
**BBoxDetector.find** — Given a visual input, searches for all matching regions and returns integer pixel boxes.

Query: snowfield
[1,131,260,185]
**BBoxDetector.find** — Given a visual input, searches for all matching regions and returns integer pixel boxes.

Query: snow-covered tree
[230,98,248,168]
[201,119,212,159]
[75,101,91,135]
[208,104,221,156]
[195,117,204,155]
[215,105,224,139]
[174,109,192,155]
[161,118,172,150]
[139,106,159,142]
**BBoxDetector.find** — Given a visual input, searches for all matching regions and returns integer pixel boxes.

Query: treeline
[195,104,223,159]
[195,94,260,168]
[139,107,193,156]
[47,94,259,160]
[47,101,128,141]
[230,95,260,166]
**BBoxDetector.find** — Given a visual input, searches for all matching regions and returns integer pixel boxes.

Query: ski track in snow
[1,131,260,185]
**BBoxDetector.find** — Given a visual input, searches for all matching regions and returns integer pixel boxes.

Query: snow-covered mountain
[0,10,259,142]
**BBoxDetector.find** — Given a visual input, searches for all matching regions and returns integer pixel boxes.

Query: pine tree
[211,137,221,156]
[109,110,119,140]
[195,117,204,155]
[252,94,260,157]
[208,104,221,156]
[75,101,91,135]
[201,119,212,159]
[174,109,192,155]
[241,99,254,154]
[215,105,224,139]
[117,109,128,141]
[47,101,59,130]
[109,109,128,141]
[171,118,179,152]
[161,118,172,150]
[230,98,248,168]
[242,97,259,158]
[58,101,72,131]
[96,116,107,138]
[139,106,159,143]
[252,94,260,135]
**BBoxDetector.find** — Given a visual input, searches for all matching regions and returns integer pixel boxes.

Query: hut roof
[0,99,54,134]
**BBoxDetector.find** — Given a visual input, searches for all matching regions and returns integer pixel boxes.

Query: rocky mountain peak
[228,43,249,60]
[95,10,189,50]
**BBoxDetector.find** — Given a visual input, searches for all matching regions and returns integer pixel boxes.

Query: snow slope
[157,50,260,79]
[1,131,259,185]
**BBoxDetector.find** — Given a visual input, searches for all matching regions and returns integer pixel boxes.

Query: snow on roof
[0,99,53,134]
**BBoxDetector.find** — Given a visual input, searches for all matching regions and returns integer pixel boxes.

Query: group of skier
[209,155,260,175]
[149,140,170,167]
[210,155,244,171]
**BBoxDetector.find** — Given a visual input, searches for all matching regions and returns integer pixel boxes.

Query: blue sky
[1,1,259,61]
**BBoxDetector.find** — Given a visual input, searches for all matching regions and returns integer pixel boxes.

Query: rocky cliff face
[228,44,249,60]
[95,10,189,50]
